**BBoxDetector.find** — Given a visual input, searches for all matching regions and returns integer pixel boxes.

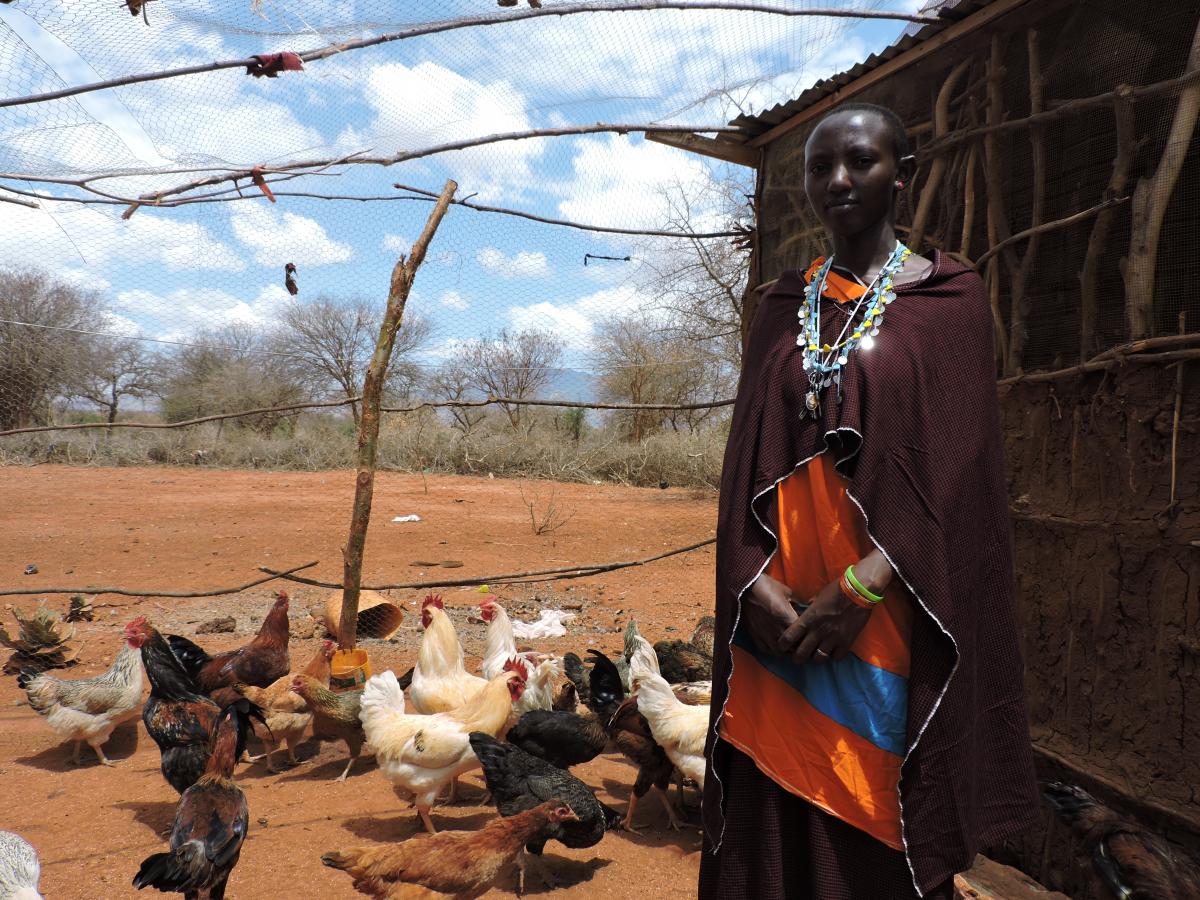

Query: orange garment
[720,261,914,850]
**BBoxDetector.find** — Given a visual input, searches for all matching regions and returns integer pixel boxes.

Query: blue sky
[0,0,924,376]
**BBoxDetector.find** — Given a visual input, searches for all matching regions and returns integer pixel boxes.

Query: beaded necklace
[797,240,910,418]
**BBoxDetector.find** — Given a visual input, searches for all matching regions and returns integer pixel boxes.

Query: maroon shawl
[703,251,1038,893]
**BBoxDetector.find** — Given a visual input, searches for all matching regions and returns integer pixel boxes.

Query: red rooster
[167,592,290,694]
[133,698,262,899]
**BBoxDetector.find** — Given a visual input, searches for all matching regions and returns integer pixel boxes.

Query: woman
[699,103,1038,899]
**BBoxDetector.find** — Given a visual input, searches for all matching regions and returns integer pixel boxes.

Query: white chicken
[479,597,563,716]
[359,668,525,834]
[0,831,42,900]
[629,635,708,789]
[18,633,144,767]
[408,595,488,715]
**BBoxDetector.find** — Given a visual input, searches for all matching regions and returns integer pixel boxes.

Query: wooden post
[1078,88,1136,360]
[1122,16,1200,341]
[1004,28,1046,375]
[338,179,458,650]
[983,34,1015,370]
[908,58,972,251]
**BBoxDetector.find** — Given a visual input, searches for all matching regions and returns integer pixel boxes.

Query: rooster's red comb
[421,594,444,610]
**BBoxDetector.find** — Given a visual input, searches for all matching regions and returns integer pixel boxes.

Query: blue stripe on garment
[732,626,908,757]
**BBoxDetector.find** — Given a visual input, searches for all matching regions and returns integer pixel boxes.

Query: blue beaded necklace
[797,240,910,418]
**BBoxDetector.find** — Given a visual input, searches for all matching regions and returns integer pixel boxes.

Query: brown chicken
[321,801,578,899]
[167,592,290,694]
[588,649,680,831]
[133,699,261,899]
[241,640,335,771]
[291,674,365,781]
[1044,782,1200,900]
[128,617,223,795]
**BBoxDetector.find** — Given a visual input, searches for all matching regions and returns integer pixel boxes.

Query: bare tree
[0,268,101,430]
[593,313,726,441]
[160,323,307,434]
[274,295,431,425]
[461,328,563,430]
[67,338,157,426]
[429,358,488,437]
[636,167,753,370]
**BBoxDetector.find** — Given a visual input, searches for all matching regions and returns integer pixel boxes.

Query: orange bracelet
[839,573,878,610]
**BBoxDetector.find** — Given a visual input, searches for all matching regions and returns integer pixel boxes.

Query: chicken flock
[6,590,718,899]
[10,589,1195,899]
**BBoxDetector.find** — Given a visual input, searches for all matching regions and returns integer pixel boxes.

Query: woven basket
[323,589,404,642]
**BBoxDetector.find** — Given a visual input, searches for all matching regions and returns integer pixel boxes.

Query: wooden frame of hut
[655,1,1200,895]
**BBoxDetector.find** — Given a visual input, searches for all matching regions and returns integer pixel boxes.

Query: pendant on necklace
[804,390,820,417]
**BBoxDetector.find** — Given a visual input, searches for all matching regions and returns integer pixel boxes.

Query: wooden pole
[337,179,458,650]
[908,59,971,251]
[1078,89,1137,360]
[1005,28,1046,375]
[1122,16,1200,340]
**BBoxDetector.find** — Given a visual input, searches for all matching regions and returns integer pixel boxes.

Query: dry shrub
[0,413,726,489]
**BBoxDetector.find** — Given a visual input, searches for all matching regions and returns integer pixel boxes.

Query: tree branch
[0,3,939,111]
[971,196,1130,272]
[0,394,739,438]
[259,537,715,591]
[129,125,742,210]
[0,560,317,599]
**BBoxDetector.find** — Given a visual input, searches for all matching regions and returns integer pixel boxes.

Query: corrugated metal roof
[718,0,988,145]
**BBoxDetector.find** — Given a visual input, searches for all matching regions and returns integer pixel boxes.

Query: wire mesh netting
[757,0,1200,375]
[0,0,927,481]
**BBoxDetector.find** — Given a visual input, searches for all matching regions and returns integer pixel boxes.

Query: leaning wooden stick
[338,178,457,651]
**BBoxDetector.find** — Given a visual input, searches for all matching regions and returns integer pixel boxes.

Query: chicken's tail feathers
[15,668,41,691]
[395,666,415,692]
[468,730,511,776]
[216,696,270,761]
[600,800,624,832]
[360,670,405,737]
[586,649,624,711]
[133,842,207,892]
[1041,781,1101,825]
[563,652,587,691]
[166,634,211,680]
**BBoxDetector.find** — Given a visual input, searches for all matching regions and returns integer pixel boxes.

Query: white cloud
[114,283,288,338]
[338,60,540,202]
[0,204,245,273]
[476,247,550,279]
[382,233,411,255]
[553,135,714,232]
[508,285,642,350]
[439,290,469,311]
[229,204,352,267]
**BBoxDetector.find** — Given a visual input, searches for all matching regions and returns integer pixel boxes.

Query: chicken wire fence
[755,0,1200,376]
[0,0,934,480]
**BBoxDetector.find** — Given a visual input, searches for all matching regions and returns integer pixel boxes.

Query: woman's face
[803,111,900,239]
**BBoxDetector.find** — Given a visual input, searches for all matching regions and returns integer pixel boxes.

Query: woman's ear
[896,154,917,191]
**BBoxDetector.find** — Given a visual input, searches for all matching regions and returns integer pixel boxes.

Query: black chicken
[505,708,608,770]
[127,617,224,795]
[470,732,621,890]
[134,699,262,899]
[1043,781,1200,900]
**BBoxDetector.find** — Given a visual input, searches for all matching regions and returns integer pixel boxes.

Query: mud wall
[997,365,1200,897]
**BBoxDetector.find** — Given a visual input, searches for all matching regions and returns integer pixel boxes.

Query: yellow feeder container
[330,648,372,693]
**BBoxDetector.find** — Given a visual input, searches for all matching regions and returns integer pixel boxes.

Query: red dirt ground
[0,467,718,899]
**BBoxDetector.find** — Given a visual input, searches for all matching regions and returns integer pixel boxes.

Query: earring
[896,181,905,189]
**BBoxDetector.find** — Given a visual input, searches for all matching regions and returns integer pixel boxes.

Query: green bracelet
[845,564,884,604]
